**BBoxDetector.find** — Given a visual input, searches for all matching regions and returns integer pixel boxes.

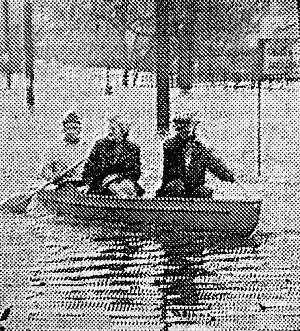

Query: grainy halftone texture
[1,1,300,331]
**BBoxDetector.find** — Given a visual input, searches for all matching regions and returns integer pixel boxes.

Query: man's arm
[40,162,56,181]
[206,147,235,183]
[123,145,141,182]
[39,144,56,181]
[161,143,181,189]
[82,141,100,185]
[161,147,171,189]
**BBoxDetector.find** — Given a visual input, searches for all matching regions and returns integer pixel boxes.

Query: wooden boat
[36,184,262,238]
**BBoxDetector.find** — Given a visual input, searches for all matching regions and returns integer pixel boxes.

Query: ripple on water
[26,213,166,331]
[2,210,300,331]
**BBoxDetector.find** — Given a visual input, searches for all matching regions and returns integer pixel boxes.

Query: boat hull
[36,186,262,238]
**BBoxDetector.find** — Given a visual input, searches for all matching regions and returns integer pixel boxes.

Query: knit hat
[62,111,81,126]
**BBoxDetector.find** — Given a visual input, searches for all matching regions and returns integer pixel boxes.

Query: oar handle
[44,158,87,189]
[23,158,87,199]
[0,159,87,214]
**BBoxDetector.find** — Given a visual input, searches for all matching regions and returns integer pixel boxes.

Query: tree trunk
[257,39,265,178]
[113,0,131,87]
[177,0,196,91]
[156,0,170,135]
[3,0,11,88]
[297,0,300,41]
[24,0,34,108]
[105,65,113,95]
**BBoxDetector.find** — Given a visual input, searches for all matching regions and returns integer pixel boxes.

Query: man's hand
[108,179,137,198]
[102,174,120,188]
[77,185,90,194]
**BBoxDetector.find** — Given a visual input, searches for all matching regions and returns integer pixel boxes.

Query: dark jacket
[82,137,141,191]
[160,135,235,193]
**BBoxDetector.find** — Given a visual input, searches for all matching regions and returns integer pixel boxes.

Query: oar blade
[0,192,33,214]
[0,159,86,215]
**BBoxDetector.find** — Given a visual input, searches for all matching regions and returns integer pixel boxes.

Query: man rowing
[39,110,89,184]
[82,115,144,198]
[157,113,235,198]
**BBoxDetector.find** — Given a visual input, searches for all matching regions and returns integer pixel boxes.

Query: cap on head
[108,115,131,137]
[62,111,81,126]
[173,112,195,126]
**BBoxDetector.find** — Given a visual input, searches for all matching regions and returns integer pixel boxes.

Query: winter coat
[82,137,141,192]
[160,135,235,194]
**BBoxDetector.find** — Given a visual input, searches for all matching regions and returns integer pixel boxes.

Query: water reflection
[26,213,299,331]
[159,235,264,330]
[27,216,166,330]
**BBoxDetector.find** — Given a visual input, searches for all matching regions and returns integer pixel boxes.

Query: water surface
[1,209,300,331]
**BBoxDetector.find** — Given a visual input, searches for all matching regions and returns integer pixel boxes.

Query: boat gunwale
[38,187,262,214]
[37,188,261,235]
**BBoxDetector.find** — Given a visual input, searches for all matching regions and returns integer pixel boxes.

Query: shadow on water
[158,232,266,331]
[25,210,273,331]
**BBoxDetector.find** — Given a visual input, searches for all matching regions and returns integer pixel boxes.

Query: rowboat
[36,184,262,238]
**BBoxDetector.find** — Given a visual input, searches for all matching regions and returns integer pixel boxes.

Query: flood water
[1,205,300,331]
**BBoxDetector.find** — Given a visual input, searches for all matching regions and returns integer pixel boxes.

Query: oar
[0,159,86,215]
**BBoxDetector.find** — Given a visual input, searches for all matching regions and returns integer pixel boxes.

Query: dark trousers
[157,180,213,199]
[87,182,145,197]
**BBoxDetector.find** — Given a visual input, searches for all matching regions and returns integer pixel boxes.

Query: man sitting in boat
[157,114,235,198]
[82,115,144,198]
[39,110,89,184]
